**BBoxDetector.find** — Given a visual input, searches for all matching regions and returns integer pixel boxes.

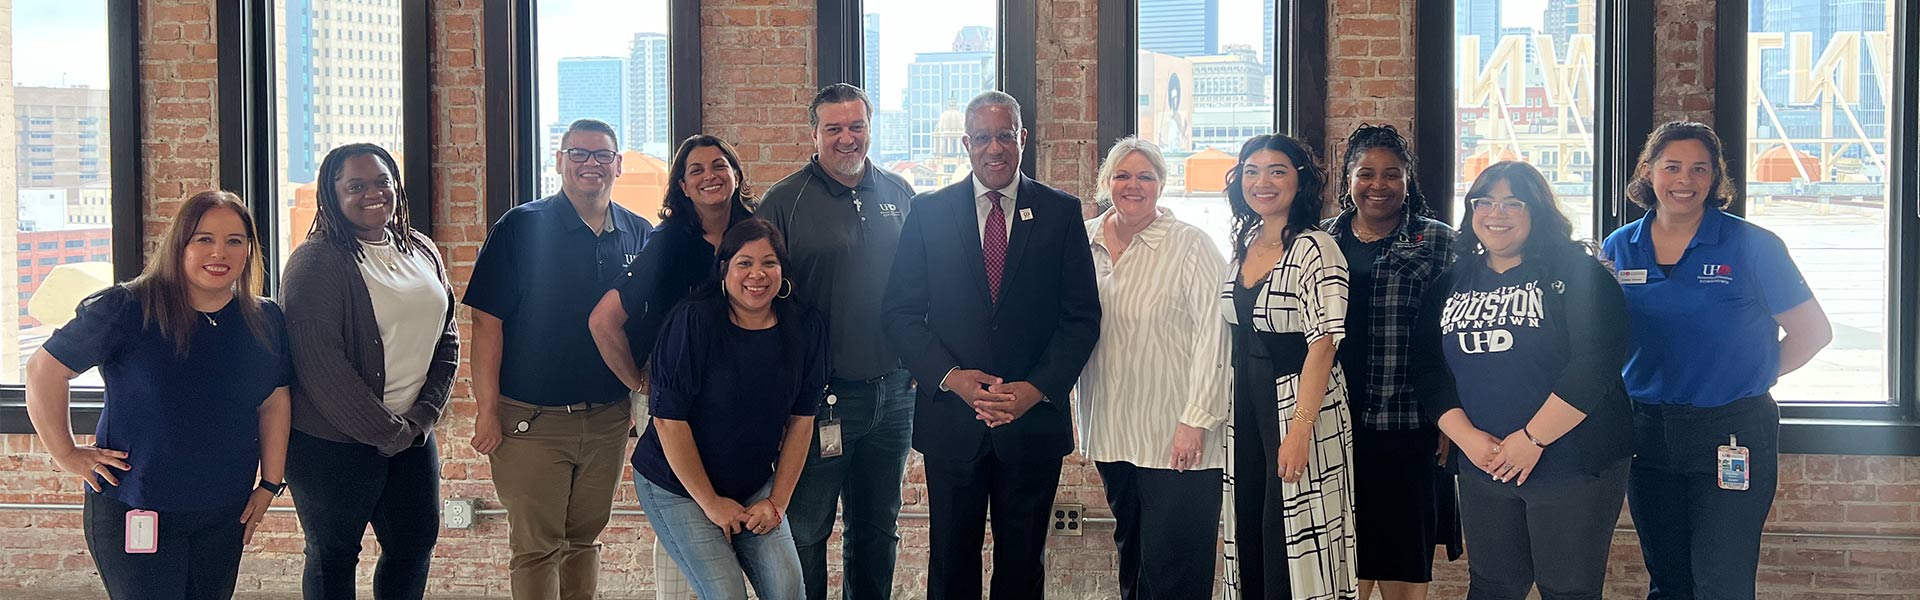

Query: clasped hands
[1454,428,1544,486]
[698,496,785,541]
[944,369,1043,427]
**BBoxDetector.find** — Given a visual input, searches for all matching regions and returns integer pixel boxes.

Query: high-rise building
[953,26,994,53]
[1542,0,1594,49]
[627,33,670,156]
[559,56,630,144]
[13,86,111,203]
[1192,45,1264,109]
[864,14,883,96]
[278,0,407,186]
[905,42,994,159]
[1140,0,1220,58]
[874,108,911,163]
[1262,0,1275,68]
[1752,0,1887,156]
[1456,0,1503,65]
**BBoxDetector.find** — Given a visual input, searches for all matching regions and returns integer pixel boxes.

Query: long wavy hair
[1227,133,1328,262]
[1457,161,1595,265]
[1336,123,1430,219]
[126,190,273,355]
[660,134,755,236]
[309,143,430,260]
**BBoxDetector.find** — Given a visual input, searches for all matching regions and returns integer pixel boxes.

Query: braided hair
[310,143,430,261]
[1336,124,1431,219]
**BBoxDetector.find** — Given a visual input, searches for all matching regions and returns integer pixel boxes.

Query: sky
[534,1,673,128]
[9,2,112,89]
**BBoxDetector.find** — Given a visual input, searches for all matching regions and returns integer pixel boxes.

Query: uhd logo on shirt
[1699,264,1734,285]
[1456,329,1514,354]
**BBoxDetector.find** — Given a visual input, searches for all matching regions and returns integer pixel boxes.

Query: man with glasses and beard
[758,83,919,600]
[464,119,653,600]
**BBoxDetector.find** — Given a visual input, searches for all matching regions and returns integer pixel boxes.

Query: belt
[499,397,617,413]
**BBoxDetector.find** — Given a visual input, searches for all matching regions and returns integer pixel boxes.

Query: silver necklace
[201,311,219,326]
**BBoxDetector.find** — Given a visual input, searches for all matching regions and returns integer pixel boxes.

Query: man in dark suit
[881,90,1101,599]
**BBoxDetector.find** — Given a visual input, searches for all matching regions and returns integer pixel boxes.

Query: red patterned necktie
[983,190,1008,303]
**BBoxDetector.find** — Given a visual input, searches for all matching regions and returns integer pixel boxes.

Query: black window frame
[218,0,436,296]
[1093,0,1327,160]
[816,0,1041,180]
[483,0,705,224]
[0,1,148,433]
[1712,0,1920,455]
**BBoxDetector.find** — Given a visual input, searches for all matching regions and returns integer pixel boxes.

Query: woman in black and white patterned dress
[1220,132,1356,600]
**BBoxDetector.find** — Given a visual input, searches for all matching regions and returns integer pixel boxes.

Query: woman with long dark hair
[280,143,459,599]
[1413,161,1633,598]
[1219,133,1356,600]
[1603,122,1831,598]
[25,190,291,600]
[1320,124,1461,600]
[630,218,825,600]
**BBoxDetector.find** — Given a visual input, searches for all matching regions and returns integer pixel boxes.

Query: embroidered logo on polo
[877,203,903,218]
[1699,263,1734,285]
[1440,281,1546,355]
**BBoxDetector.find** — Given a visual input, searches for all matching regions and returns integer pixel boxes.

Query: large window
[860,0,1001,191]
[1743,0,1900,405]
[2,2,127,388]
[533,0,674,213]
[1451,0,1599,236]
[272,0,410,269]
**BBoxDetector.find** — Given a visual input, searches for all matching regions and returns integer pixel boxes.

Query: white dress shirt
[1075,207,1232,469]
[971,175,1018,244]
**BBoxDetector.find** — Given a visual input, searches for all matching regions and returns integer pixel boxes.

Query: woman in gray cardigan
[281,143,460,600]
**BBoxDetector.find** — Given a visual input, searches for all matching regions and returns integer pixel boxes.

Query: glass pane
[1139,0,1275,257]
[534,0,674,219]
[1452,0,1598,237]
[864,0,999,190]
[273,0,408,269]
[1745,0,1895,404]
[3,2,116,387]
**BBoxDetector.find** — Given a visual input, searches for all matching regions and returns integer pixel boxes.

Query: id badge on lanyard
[1717,434,1750,491]
[126,509,159,554]
[818,394,844,458]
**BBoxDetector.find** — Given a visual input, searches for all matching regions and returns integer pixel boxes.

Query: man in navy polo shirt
[464,119,653,600]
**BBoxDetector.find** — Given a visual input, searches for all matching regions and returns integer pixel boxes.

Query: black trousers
[924,446,1063,600]
[1096,461,1223,600]
[1456,461,1628,600]
[1232,373,1293,600]
[285,430,441,600]
[84,491,247,600]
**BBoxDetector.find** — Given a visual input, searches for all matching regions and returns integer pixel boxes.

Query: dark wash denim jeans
[1628,395,1779,600]
[786,368,916,600]
[85,491,247,600]
[286,429,441,600]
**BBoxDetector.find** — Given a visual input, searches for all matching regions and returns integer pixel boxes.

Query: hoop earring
[778,278,793,299]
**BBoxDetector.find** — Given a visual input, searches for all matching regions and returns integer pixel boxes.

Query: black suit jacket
[882,175,1101,462]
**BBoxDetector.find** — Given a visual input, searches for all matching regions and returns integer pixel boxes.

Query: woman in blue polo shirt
[632,218,825,600]
[23,190,292,600]
[1601,121,1833,599]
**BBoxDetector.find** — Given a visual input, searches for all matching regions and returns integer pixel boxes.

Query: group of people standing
[23,79,1830,600]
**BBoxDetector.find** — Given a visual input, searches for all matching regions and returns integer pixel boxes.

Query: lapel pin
[1019,208,1034,221]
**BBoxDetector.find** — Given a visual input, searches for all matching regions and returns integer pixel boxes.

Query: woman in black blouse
[630,218,826,599]
[1412,161,1632,599]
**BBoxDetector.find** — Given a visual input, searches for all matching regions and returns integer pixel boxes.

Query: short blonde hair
[1093,136,1170,209]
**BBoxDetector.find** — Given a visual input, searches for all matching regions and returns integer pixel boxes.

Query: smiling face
[963,104,1025,191]
[557,130,622,200]
[1106,151,1163,224]
[1470,179,1532,260]
[1649,138,1714,213]
[678,145,740,212]
[811,99,871,182]
[182,206,252,298]
[1347,147,1409,224]
[1240,149,1300,220]
[334,153,397,241]
[723,238,782,314]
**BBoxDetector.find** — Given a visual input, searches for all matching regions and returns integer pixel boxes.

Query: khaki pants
[491,398,632,600]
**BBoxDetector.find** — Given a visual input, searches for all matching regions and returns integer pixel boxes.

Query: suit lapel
[948,182,995,309]
[997,176,1038,311]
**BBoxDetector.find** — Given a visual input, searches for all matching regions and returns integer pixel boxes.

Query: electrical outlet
[443,499,476,530]
[1049,503,1084,537]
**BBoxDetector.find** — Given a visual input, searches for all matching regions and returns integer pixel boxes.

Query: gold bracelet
[1291,405,1317,427]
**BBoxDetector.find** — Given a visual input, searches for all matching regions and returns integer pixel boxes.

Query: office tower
[1456,0,1503,65]
[1139,0,1220,57]
[628,32,670,156]
[558,56,629,144]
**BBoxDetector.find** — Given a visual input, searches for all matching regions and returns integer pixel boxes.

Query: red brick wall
[6,0,1920,598]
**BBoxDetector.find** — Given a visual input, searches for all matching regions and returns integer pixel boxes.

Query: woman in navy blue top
[589,134,755,399]
[1601,122,1833,599]
[24,190,293,600]
[1412,161,1633,599]
[630,218,826,600]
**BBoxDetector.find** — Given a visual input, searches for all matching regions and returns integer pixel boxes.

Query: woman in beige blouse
[1076,135,1232,599]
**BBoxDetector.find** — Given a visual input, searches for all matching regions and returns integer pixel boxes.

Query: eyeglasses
[1469,198,1529,214]
[564,148,619,165]
[967,131,1021,148]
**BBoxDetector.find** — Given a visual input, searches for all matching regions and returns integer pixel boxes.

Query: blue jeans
[786,368,915,600]
[636,476,804,600]
[1628,395,1779,600]
[285,429,440,600]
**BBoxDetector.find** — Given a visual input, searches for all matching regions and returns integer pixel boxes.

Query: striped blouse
[1074,207,1233,470]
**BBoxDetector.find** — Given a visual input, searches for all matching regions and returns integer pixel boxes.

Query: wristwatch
[257,479,286,498]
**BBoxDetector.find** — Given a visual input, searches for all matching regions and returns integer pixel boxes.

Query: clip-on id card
[125,510,159,554]
[818,394,844,458]
[1717,434,1750,491]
